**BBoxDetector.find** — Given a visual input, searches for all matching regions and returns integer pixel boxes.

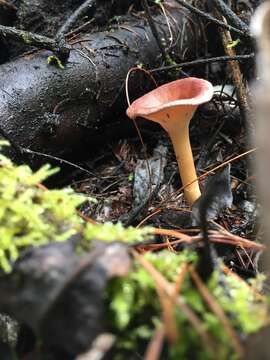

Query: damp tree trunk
[0,1,201,165]
[247,2,270,358]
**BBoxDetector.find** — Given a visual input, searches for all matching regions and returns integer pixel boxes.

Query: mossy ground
[0,141,268,359]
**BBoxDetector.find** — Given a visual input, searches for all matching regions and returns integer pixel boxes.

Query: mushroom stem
[169,123,201,205]
[126,78,213,205]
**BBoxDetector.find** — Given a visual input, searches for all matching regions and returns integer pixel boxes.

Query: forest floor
[0,1,266,359]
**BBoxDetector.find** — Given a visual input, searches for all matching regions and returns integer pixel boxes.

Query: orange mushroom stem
[126,77,213,206]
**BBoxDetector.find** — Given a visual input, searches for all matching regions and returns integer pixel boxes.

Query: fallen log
[0,1,201,164]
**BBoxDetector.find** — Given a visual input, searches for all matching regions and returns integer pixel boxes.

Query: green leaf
[47,55,65,69]
[226,38,240,48]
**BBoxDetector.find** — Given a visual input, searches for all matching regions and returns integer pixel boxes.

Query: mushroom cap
[126,77,213,122]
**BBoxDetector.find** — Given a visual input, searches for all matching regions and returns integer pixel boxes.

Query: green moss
[227,39,241,49]
[0,142,84,272]
[47,55,65,69]
[0,141,268,359]
[209,271,268,334]
[83,222,153,244]
[21,33,32,45]
[0,142,153,272]
[106,251,269,360]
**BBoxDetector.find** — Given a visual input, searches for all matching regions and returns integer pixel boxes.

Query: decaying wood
[0,1,201,165]
[214,11,252,131]
[0,240,131,357]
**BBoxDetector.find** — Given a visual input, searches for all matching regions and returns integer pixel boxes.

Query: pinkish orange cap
[126,77,214,206]
[126,77,213,123]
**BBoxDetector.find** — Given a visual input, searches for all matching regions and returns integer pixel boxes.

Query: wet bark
[16,0,141,37]
[0,1,201,165]
[0,240,131,357]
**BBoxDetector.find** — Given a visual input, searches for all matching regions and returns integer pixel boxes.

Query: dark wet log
[16,0,90,36]
[0,239,131,357]
[0,1,201,165]
[16,0,140,36]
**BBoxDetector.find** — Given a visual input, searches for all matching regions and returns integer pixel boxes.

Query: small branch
[132,250,217,354]
[141,0,167,63]
[0,1,96,61]
[212,0,250,35]
[150,54,254,72]
[22,148,96,177]
[0,24,70,61]
[144,326,165,360]
[216,15,253,131]
[56,0,96,38]
[174,0,251,39]
[189,266,245,358]
[144,264,187,360]
[65,19,95,38]
[142,227,265,252]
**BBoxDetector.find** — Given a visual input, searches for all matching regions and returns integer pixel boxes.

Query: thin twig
[174,0,251,39]
[125,67,158,223]
[207,231,265,251]
[189,266,245,358]
[150,54,254,73]
[144,263,188,360]
[65,18,95,38]
[155,279,179,344]
[141,0,167,63]
[212,0,250,35]
[132,250,217,354]
[57,0,96,37]
[144,326,165,360]
[137,148,257,227]
[217,14,253,130]
[152,228,193,243]
[37,187,97,224]
[77,210,97,225]
[175,148,257,198]
[147,227,265,252]
[0,24,70,61]
[138,243,179,344]
[22,148,96,177]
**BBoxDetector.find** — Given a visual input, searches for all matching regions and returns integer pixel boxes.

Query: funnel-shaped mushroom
[126,77,213,205]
